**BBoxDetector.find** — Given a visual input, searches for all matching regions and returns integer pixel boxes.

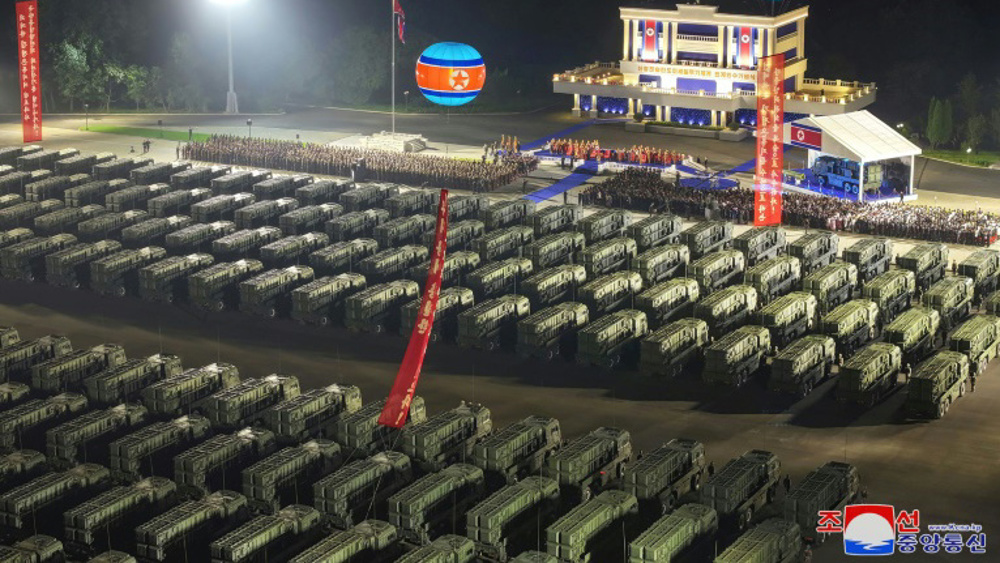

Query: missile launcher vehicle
[1,233,78,282]
[295,179,354,206]
[174,427,277,497]
[54,152,114,176]
[33,204,107,235]
[289,519,403,563]
[0,200,64,231]
[745,255,801,305]
[138,253,214,303]
[262,383,362,444]
[802,261,858,314]
[134,489,249,562]
[406,251,480,288]
[0,463,110,538]
[400,287,475,342]
[835,342,903,407]
[447,194,489,222]
[734,226,787,267]
[105,184,173,213]
[544,427,632,503]
[689,250,745,295]
[921,275,975,330]
[208,504,322,563]
[140,362,241,417]
[0,449,47,492]
[279,203,342,236]
[45,403,148,469]
[480,199,535,231]
[949,314,1000,376]
[472,416,561,486]
[702,326,772,387]
[787,231,838,276]
[627,214,683,251]
[472,226,535,262]
[628,503,718,563]
[259,233,330,268]
[340,184,401,212]
[130,162,190,186]
[621,438,707,514]
[521,265,586,309]
[465,477,560,561]
[883,306,941,365]
[0,335,74,383]
[386,189,440,218]
[699,449,781,530]
[897,243,949,292]
[90,246,167,297]
[201,375,301,431]
[210,170,272,195]
[168,165,231,190]
[344,280,420,333]
[108,415,212,482]
[92,157,152,182]
[639,318,710,377]
[631,244,690,286]
[120,216,192,248]
[457,295,531,351]
[842,237,893,285]
[421,219,484,251]
[314,452,414,529]
[767,335,837,397]
[44,240,123,289]
[0,393,88,452]
[400,402,493,473]
[375,214,436,248]
[397,534,475,563]
[64,179,131,208]
[578,271,643,316]
[692,284,759,338]
[577,237,637,278]
[146,188,212,218]
[309,238,378,276]
[680,221,732,259]
[190,193,256,224]
[544,490,638,563]
[905,351,970,419]
[239,266,315,318]
[576,309,649,369]
[820,299,880,357]
[466,258,534,300]
[189,259,266,312]
[525,232,586,270]
[516,302,589,360]
[241,440,342,514]
[290,273,367,326]
[82,353,183,406]
[251,175,312,200]
[234,198,299,230]
[165,221,237,254]
[715,518,802,563]
[387,463,486,546]
[533,204,583,237]
[757,292,818,349]
[331,397,427,457]
[578,209,632,244]
[862,269,915,325]
[635,278,699,328]
[326,209,391,242]
[783,461,859,545]
[0,383,29,409]
[358,245,428,283]
[958,249,1000,302]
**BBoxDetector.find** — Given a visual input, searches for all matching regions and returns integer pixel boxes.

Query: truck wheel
[545,349,555,361]
[936,402,946,419]
[691,473,701,492]
[374,324,384,334]
[116,286,127,297]
[266,307,277,318]
[800,382,813,398]
[319,316,330,327]
[430,332,440,343]
[959,382,966,397]
[165,294,174,304]
[214,300,225,313]
[71,281,81,290]
[486,340,497,352]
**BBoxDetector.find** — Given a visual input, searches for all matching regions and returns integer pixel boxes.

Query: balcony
[676,33,718,42]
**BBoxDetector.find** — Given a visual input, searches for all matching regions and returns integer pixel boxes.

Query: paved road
[0,280,995,562]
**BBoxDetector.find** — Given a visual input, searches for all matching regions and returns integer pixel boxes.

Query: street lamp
[404,91,410,113]
[210,0,248,114]
[84,103,89,131]
[247,118,253,138]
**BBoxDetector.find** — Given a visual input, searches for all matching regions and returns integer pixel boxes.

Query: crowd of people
[183,135,538,192]
[545,138,692,167]
[581,169,1000,247]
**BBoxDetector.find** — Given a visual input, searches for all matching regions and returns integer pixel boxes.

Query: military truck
[897,243,949,292]
[0,448,46,490]
[906,351,970,419]
[259,233,330,268]
[680,221,732,259]
[400,402,493,472]
[525,232,586,269]
[120,216,193,248]
[138,253,214,303]
[783,461,859,545]
[533,204,583,237]
[629,503,718,563]
[77,209,149,242]
[0,393,89,452]
[465,476,560,561]
[0,199,64,230]
[252,175,313,200]
[407,250,480,288]
[233,198,299,230]
[692,284,759,338]
[210,170,272,195]
[0,326,20,349]
[290,273,367,326]
[46,403,147,469]
[734,227,786,267]
[295,179,354,206]
[189,259,266,312]
[745,255,802,305]
[843,237,893,285]
[239,266,315,318]
[1,233,78,282]
[105,183,173,213]
[577,309,649,369]
[174,427,276,498]
[242,440,342,514]
[545,490,638,563]
[90,246,167,297]
[802,261,858,313]
[16,147,79,171]
[400,286,476,342]
[130,162,191,185]
[421,219,484,251]
[386,189,439,218]
[922,276,974,330]
[835,342,904,407]
[140,363,241,417]
[703,326,771,387]
[209,504,323,563]
[633,278,699,329]
[544,427,632,502]
[689,249,745,295]
[82,353,183,405]
[262,383,361,444]
[44,240,122,289]
[457,294,531,351]
[949,315,1000,376]
[579,209,632,243]
[466,258,534,299]
[0,194,23,211]
[510,551,556,563]
[768,335,837,397]
[756,292,817,349]
[375,214,436,248]
[473,226,535,263]
[699,449,780,529]
[24,174,87,202]
[290,519,404,563]
[521,265,587,309]
[33,204,107,235]
[92,157,152,181]
[326,208,391,241]
[0,335,74,383]
[0,463,110,539]
[862,269,915,325]
[310,238,380,277]
[631,244,690,286]
[447,194,489,222]
[0,229,34,254]
[0,383,29,410]
[341,184,401,212]
[313,451,414,529]
[516,302,589,360]
[278,203,342,236]
[577,237,637,278]
[622,438,707,514]
[388,463,486,545]
[344,280,420,333]
[135,490,249,562]
[639,318,710,377]
[201,374,301,431]
[31,343,127,393]
[359,245,429,283]
[958,249,1000,303]
[472,416,562,485]
[627,214,683,251]
[578,271,643,316]
[715,518,802,563]
[986,290,1000,316]
[190,193,255,223]
[169,165,231,189]
[55,152,114,176]
[147,188,212,218]
[787,231,838,276]
[480,199,535,230]
[820,299,880,357]
[165,221,237,254]
[883,306,940,365]
[64,179,131,208]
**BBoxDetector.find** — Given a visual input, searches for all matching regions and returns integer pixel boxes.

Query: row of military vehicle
[0,320,861,563]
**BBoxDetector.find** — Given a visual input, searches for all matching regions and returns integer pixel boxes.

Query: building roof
[620,4,808,27]
[790,110,922,163]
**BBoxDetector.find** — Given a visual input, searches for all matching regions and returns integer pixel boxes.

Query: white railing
[676,33,719,42]
[776,31,798,41]
[674,59,720,68]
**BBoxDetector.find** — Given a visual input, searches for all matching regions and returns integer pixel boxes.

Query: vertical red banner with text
[378,190,449,428]
[754,54,784,226]
[16,0,42,143]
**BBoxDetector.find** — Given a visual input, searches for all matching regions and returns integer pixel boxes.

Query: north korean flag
[642,20,658,61]
[790,123,823,151]
[738,27,753,67]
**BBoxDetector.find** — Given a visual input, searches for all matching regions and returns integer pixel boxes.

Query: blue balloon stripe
[417,55,485,68]
[419,88,480,99]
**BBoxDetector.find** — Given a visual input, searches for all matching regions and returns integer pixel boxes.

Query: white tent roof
[792,110,922,163]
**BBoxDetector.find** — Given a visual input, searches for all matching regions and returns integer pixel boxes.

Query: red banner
[754,54,784,226]
[378,189,449,428]
[16,0,42,143]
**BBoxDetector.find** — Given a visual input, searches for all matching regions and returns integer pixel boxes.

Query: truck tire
[800,381,813,398]
[116,286,127,297]
[214,300,225,313]
[165,294,174,304]
[373,323,384,334]
[959,381,966,397]
[319,316,330,327]
[266,307,277,318]
[936,402,946,419]
[71,281,81,290]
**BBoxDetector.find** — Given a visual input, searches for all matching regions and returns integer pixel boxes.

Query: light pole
[404,91,410,113]
[211,0,247,114]
[247,119,253,138]
[84,103,89,131]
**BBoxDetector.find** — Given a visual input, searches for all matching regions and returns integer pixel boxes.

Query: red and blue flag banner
[393,0,405,44]
[378,189,449,428]
[790,123,822,151]
[737,26,754,68]
[16,0,41,143]
[754,54,785,227]
[642,20,658,62]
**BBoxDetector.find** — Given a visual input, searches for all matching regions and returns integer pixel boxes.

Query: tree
[98,62,127,113]
[326,28,389,105]
[52,40,94,111]
[142,67,169,112]
[990,108,1000,149]
[122,65,150,110]
[966,114,989,152]
[165,33,209,111]
[940,99,954,147]
[956,73,981,123]
[925,97,943,149]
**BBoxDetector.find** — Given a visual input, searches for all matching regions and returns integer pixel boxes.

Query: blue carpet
[523,162,598,203]
[724,145,796,175]
[520,120,598,151]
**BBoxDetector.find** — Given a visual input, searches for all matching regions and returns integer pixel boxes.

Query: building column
[669,21,677,64]
[590,95,598,117]
[572,93,582,117]
[710,111,719,127]
[718,26,725,67]
[858,162,865,202]
[909,155,916,197]
[623,19,630,61]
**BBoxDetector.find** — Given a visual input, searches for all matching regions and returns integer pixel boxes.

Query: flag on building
[642,20,658,62]
[394,0,406,44]
[790,123,823,151]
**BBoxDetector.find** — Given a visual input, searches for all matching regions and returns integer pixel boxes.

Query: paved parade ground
[2,108,1000,561]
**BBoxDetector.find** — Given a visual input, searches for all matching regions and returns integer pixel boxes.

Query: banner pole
[391,0,396,135]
